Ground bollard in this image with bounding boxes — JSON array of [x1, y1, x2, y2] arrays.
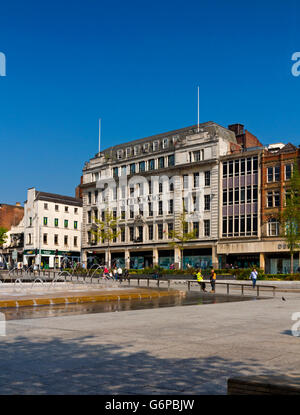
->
[[147, 278, 150, 288], [257, 285, 259, 297], [227, 284, 229, 295], [241, 285, 244, 296]]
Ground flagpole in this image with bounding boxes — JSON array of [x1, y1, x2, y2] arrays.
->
[[197, 86, 200, 133], [99, 118, 101, 153]]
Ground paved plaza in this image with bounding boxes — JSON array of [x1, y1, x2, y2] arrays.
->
[[0, 283, 300, 395]]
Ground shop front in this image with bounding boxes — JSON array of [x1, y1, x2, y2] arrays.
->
[[130, 251, 153, 269], [182, 248, 212, 270], [158, 250, 174, 269], [265, 253, 300, 274]]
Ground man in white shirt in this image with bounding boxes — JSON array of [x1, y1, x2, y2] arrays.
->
[[250, 268, 258, 288]]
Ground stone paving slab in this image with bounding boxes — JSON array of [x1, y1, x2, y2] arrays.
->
[[0, 287, 300, 394]]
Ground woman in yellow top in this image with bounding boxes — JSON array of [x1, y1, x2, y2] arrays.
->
[[196, 269, 207, 292]]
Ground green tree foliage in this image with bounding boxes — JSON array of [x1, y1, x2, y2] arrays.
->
[[91, 209, 120, 267], [168, 210, 197, 269], [0, 227, 8, 247], [281, 160, 300, 273]]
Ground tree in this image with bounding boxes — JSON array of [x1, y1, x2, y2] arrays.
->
[[0, 227, 8, 247], [281, 161, 300, 274], [168, 210, 197, 269], [90, 209, 120, 268]]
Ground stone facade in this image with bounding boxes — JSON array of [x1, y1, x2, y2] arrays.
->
[[81, 122, 238, 269]]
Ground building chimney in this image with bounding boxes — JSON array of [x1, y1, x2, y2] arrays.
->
[[15, 202, 21, 206]]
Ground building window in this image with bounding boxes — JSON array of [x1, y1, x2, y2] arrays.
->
[[129, 226, 134, 241], [228, 188, 233, 205], [43, 233, 48, 244], [159, 182, 163, 193], [162, 138, 168, 148], [130, 164, 136, 174], [29, 217, 32, 226], [158, 157, 165, 169], [139, 161, 145, 172], [253, 157, 258, 173], [64, 220, 68, 228], [54, 234, 58, 245], [168, 199, 174, 214], [134, 145, 140, 155], [149, 159, 155, 170], [113, 167, 118, 178], [228, 216, 233, 236], [183, 175, 189, 189], [193, 222, 199, 238], [74, 208, 78, 214], [64, 236, 68, 246], [65, 206, 69, 213], [240, 159, 245, 176], [247, 158, 252, 174], [148, 202, 153, 217], [193, 172, 199, 188], [158, 201, 163, 216], [54, 218, 59, 227], [74, 221, 78, 229], [121, 227, 125, 242], [43, 217, 48, 226], [274, 191, 280, 207], [148, 224, 153, 240], [223, 162, 227, 178], [234, 188, 239, 204], [229, 161, 233, 177], [285, 164, 292, 180], [223, 190, 227, 206], [204, 195, 211, 211], [44, 203, 48, 210], [153, 141, 159, 151], [234, 160, 239, 176], [121, 165, 127, 176], [204, 220, 210, 237], [167, 222, 173, 238], [55, 205, 59, 211], [121, 208, 126, 220], [168, 154, 175, 167], [169, 181, 174, 192], [204, 171, 211, 186], [157, 224, 163, 239], [222, 218, 227, 236], [88, 211, 92, 223], [130, 209, 134, 219], [74, 236, 78, 247]]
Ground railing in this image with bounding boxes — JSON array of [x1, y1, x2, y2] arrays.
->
[[125, 276, 276, 297]]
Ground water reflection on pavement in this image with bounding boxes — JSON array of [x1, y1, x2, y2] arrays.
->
[[1, 290, 261, 321]]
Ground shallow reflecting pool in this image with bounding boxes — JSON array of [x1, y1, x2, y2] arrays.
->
[[2, 290, 263, 321]]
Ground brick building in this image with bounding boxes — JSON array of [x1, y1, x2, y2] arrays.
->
[[261, 143, 300, 273], [0, 203, 24, 230]]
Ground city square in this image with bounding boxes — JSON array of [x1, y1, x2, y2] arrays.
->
[[0, 0, 300, 400]]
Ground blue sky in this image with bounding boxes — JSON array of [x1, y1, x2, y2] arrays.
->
[[0, 0, 299, 204]]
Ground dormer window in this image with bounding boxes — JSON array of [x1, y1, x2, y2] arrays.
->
[[153, 141, 159, 151], [162, 138, 168, 149], [143, 143, 149, 152], [126, 147, 132, 157], [117, 150, 123, 160], [134, 145, 140, 155]]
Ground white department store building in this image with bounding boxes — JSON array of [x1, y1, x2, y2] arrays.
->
[[23, 188, 82, 268], [80, 122, 240, 269]]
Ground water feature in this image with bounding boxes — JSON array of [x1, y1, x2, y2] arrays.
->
[[1, 290, 263, 321]]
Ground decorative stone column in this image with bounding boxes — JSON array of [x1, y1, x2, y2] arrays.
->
[[153, 247, 158, 267], [259, 252, 265, 272], [212, 245, 218, 269], [125, 249, 130, 269]]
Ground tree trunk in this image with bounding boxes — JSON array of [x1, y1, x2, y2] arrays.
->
[[291, 253, 294, 275]]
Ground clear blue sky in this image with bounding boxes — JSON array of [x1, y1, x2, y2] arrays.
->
[[1, 0, 299, 204]]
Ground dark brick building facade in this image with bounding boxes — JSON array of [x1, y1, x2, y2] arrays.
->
[[0, 203, 24, 230]]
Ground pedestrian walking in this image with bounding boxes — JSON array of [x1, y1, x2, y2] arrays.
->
[[250, 268, 258, 288], [210, 268, 216, 293]]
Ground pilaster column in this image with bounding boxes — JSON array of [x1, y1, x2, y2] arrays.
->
[[212, 245, 218, 269], [259, 252, 265, 272], [153, 247, 159, 267]]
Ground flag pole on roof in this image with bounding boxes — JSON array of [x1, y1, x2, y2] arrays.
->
[[197, 86, 200, 133], [98, 118, 101, 153]]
